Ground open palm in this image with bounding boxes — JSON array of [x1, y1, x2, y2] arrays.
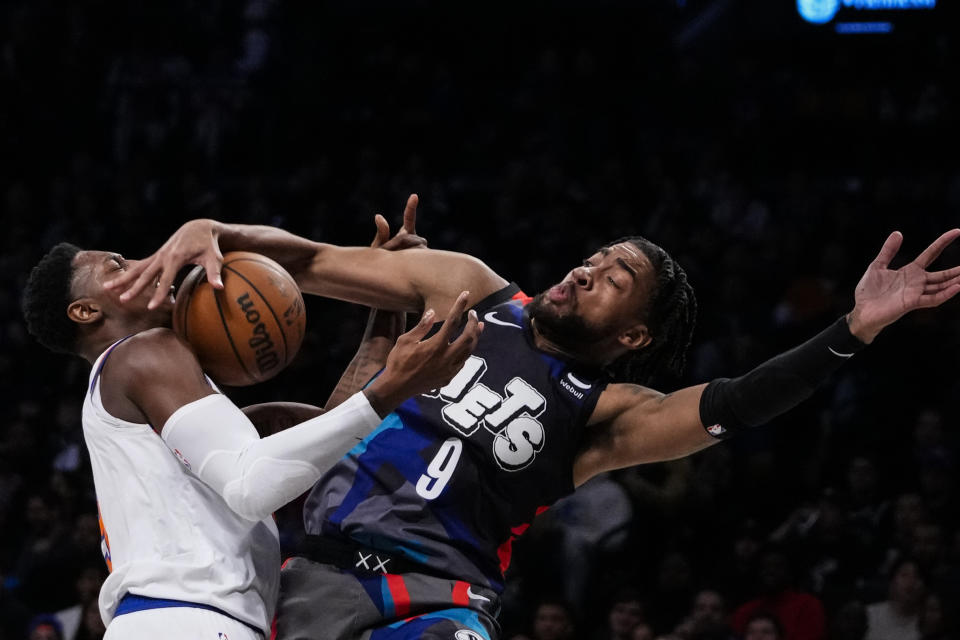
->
[[851, 229, 960, 340]]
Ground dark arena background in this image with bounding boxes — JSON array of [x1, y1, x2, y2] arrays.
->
[[2, 2, 959, 639]]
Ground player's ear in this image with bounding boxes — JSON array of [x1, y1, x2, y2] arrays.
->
[[67, 299, 102, 325], [619, 323, 650, 350]]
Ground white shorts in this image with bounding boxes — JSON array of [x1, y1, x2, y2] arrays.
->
[[105, 606, 264, 640]]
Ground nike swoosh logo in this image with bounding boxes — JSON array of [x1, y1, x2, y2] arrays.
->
[[483, 311, 522, 329], [828, 347, 855, 359], [566, 373, 592, 390], [466, 586, 491, 602]]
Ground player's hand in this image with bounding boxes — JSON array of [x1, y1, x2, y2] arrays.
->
[[371, 194, 428, 252], [362, 193, 428, 341], [847, 229, 960, 343], [364, 291, 483, 416], [104, 218, 225, 309]]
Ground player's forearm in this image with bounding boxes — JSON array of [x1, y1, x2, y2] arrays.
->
[[214, 220, 506, 314], [162, 392, 382, 522], [211, 220, 320, 278], [699, 316, 866, 438], [207, 219, 419, 309]]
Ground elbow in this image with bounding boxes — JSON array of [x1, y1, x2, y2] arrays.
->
[[220, 457, 321, 522]]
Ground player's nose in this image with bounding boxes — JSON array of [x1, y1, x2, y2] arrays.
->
[[572, 266, 592, 288]]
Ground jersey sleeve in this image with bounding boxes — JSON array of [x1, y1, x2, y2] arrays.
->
[[471, 283, 526, 314]]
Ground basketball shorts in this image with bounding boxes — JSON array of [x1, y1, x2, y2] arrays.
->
[[106, 606, 263, 640], [272, 557, 501, 640]]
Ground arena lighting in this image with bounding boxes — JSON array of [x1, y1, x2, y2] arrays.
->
[[797, 0, 937, 31]]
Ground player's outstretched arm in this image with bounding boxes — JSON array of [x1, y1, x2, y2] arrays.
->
[[105, 194, 507, 315], [574, 229, 960, 486]]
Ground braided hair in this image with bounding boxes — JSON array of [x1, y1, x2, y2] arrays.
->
[[604, 236, 697, 386]]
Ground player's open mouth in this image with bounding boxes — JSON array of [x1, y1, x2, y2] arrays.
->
[[547, 282, 572, 304]]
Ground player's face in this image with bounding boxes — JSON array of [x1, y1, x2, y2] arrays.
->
[[71, 250, 174, 322], [529, 242, 655, 352]]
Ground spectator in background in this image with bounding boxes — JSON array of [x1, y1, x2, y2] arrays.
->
[[918, 591, 954, 640], [743, 612, 785, 640], [829, 600, 868, 640], [909, 521, 951, 591], [26, 614, 63, 640], [865, 558, 927, 640], [73, 601, 105, 640], [879, 493, 929, 578], [11, 492, 74, 612], [672, 589, 735, 640], [843, 454, 890, 557], [731, 547, 826, 640], [531, 599, 577, 640], [710, 520, 764, 607], [771, 487, 865, 609], [596, 589, 646, 640], [549, 472, 633, 609], [54, 564, 106, 640], [646, 551, 696, 634], [915, 451, 958, 532], [632, 623, 655, 640]]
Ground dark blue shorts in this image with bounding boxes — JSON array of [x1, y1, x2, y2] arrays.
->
[[272, 557, 500, 640]]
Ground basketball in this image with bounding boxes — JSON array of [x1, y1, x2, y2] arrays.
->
[[172, 251, 306, 386]]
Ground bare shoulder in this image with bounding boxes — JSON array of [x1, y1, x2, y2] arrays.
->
[[98, 328, 206, 425], [106, 328, 205, 391], [117, 327, 196, 367]]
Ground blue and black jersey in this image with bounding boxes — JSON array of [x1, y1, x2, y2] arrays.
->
[[303, 284, 609, 591]]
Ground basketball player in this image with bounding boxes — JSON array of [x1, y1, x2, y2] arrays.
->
[[110, 195, 960, 640], [20, 230, 482, 639]]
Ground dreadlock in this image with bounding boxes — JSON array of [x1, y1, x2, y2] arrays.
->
[[22, 242, 82, 354], [603, 235, 697, 386]]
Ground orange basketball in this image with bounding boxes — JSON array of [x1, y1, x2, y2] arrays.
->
[[173, 252, 306, 386]]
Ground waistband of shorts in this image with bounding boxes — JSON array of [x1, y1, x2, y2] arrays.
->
[[302, 535, 453, 581], [115, 593, 263, 636]]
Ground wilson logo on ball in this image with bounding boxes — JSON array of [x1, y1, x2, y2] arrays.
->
[[236, 292, 280, 374]]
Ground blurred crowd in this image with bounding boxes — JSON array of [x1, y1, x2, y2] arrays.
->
[[1, 1, 958, 639]]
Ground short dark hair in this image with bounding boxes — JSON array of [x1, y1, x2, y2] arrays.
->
[[22, 242, 82, 354], [604, 236, 697, 386]]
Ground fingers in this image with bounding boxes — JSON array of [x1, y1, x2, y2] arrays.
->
[[872, 231, 903, 270], [926, 265, 960, 284], [401, 308, 436, 343], [203, 247, 225, 290], [923, 272, 960, 295], [371, 214, 390, 248], [914, 228, 960, 269], [402, 193, 418, 235], [919, 283, 960, 308], [434, 291, 470, 342], [116, 259, 161, 304], [103, 259, 145, 291], [449, 309, 483, 361]]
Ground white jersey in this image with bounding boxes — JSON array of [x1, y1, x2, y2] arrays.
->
[[82, 338, 280, 634]]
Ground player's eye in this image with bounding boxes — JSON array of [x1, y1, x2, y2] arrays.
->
[[582, 260, 593, 267], [607, 276, 621, 289]]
